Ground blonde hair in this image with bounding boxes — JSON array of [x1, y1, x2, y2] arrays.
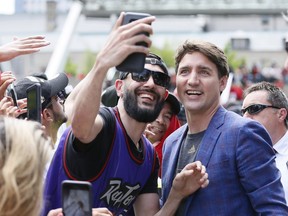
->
[[0, 117, 52, 216]]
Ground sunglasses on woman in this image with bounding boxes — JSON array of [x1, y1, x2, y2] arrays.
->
[[121, 69, 170, 88], [241, 104, 280, 116]]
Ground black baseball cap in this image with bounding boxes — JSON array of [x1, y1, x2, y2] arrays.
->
[[15, 73, 69, 103], [101, 85, 181, 115], [165, 92, 181, 115]]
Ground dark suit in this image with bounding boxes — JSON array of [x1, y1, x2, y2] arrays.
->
[[161, 106, 288, 215]]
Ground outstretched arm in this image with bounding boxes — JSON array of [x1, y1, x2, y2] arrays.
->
[[0, 35, 50, 62], [65, 12, 155, 143]]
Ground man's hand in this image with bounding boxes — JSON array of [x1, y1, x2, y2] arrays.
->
[[95, 12, 156, 72], [171, 161, 209, 200]]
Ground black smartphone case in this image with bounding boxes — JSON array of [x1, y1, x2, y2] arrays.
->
[[116, 12, 151, 73], [26, 83, 42, 123]]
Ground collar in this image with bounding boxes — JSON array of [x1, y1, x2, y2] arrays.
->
[[274, 130, 288, 155]]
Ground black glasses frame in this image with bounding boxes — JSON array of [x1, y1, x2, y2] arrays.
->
[[121, 69, 170, 88], [241, 104, 280, 116], [42, 93, 66, 110]]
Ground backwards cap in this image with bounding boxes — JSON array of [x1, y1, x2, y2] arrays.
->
[[119, 53, 169, 79], [145, 53, 169, 75]]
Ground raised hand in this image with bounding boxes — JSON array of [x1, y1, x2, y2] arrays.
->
[[95, 12, 156, 71], [0, 71, 16, 100], [0, 35, 50, 62]]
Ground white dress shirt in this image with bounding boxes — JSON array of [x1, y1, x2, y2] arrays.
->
[[274, 130, 288, 204]]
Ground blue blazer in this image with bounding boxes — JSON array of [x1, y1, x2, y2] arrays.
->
[[161, 106, 288, 216]]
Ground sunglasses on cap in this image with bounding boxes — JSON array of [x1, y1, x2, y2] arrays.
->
[[121, 69, 170, 88], [241, 104, 280, 116]]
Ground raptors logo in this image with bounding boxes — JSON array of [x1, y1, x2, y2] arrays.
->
[[100, 179, 141, 212]]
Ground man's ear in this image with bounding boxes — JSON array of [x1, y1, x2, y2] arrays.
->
[[219, 75, 228, 93], [279, 108, 288, 122], [42, 108, 53, 122], [115, 79, 124, 98], [164, 90, 169, 100]]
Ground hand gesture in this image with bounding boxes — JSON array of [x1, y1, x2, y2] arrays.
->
[[0, 35, 50, 62], [171, 161, 209, 200]]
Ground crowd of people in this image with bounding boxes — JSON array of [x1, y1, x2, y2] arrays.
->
[[0, 11, 288, 216]]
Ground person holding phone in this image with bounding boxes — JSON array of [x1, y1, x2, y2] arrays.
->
[[42, 12, 208, 216], [14, 72, 68, 145], [0, 116, 113, 216], [0, 71, 27, 117], [0, 35, 50, 118]]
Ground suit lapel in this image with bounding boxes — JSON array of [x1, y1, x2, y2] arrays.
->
[[169, 126, 188, 175], [195, 106, 226, 167], [184, 107, 226, 214]]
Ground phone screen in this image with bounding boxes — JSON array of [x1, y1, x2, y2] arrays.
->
[[27, 83, 42, 123], [62, 180, 92, 216]]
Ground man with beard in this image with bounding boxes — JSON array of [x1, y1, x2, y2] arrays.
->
[[42, 13, 209, 216], [14, 72, 68, 146]]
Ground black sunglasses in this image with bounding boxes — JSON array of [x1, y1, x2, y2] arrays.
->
[[42, 92, 66, 109], [122, 69, 170, 88], [241, 104, 280, 116]]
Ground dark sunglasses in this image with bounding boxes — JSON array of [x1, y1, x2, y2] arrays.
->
[[42, 92, 66, 109], [241, 104, 280, 116], [122, 69, 170, 88]]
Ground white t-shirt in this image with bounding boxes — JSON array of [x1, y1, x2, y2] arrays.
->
[[274, 130, 288, 204]]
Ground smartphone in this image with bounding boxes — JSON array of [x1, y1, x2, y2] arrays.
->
[[62, 180, 92, 216], [26, 83, 42, 123], [8, 83, 18, 108], [116, 12, 151, 73]]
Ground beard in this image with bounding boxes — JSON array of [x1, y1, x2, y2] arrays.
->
[[52, 109, 68, 127], [123, 88, 165, 123]]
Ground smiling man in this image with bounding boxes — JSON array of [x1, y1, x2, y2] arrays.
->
[[160, 39, 288, 215], [42, 13, 208, 216]]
